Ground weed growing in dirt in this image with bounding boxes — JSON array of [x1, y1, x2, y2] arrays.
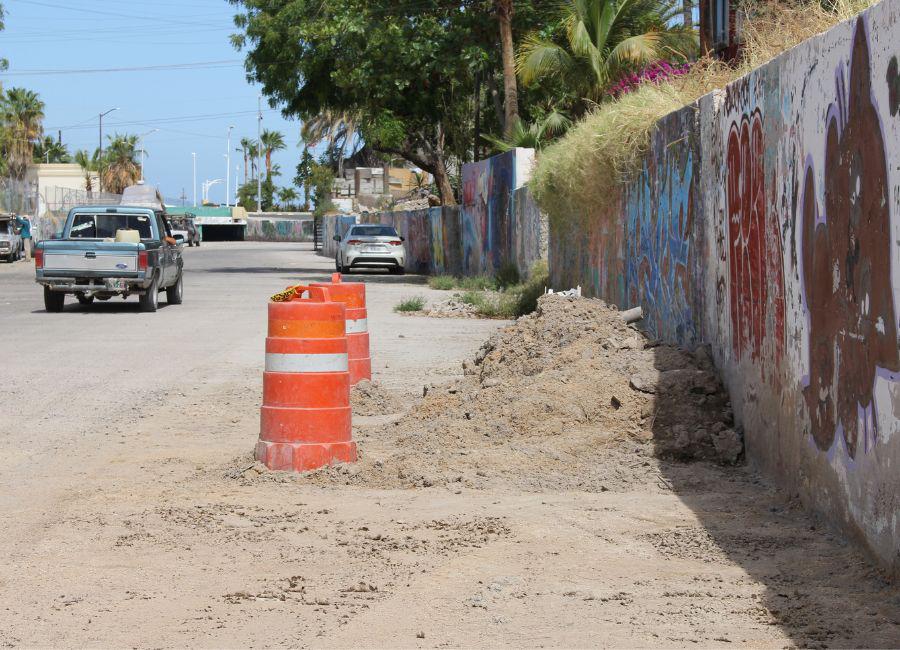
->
[[394, 296, 426, 313], [428, 275, 457, 290], [458, 275, 498, 291]]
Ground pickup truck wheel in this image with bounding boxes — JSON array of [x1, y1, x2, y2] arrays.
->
[[43, 287, 65, 312], [139, 275, 159, 312], [75, 292, 94, 306], [166, 272, 184, 305]]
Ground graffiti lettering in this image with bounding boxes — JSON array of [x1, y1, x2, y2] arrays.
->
[[726, 109, 786, 381], [801, 18, 900, 458]]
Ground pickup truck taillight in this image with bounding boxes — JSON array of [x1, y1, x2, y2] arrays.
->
[[138, 251, 148, 270], [389, 240, 402, 246], [34, 249, 43, 269]]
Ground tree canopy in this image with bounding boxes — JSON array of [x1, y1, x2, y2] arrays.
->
[[230, 0, 558, 204]]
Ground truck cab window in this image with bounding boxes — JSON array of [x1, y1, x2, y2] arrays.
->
[[69, 214, 96, 238]]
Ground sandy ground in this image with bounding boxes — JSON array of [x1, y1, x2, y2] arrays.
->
[[0, 242, 897, 648]]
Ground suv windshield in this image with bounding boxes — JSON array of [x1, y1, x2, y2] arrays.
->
[[350, 225, 399, 237], [69, 213, 154, 240]]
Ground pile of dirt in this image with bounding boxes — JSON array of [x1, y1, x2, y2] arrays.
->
[[422, 297, 481, 319], [244, 295, 740, 493], [351, 380, 405, 416]]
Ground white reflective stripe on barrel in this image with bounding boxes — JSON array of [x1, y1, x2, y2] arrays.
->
[[346, 318, 368, 334], [265, 353, 349, 373]]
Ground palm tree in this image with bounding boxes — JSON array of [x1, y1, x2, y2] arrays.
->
[[33, 135, 71, 164], [517, 0, 696, 106], [74, 149, 99, 193], [260, 129, 285, 179], [101, 134, 141, 194], [482, 109, 572, 152], [300, 110, 359, 177], [1, 87, 45, 179], [239, 137, 256, 183], [277, 187, 299, 209], [494, 0, 520, 138]]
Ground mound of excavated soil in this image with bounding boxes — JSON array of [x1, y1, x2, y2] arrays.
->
[[241, 295, 740, 492], [350, 380, 405, 416]]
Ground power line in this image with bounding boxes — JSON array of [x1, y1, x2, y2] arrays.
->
[[0, 60, 243, 76]]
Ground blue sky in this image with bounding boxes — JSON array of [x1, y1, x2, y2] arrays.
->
[[1, 0, 305, 205]]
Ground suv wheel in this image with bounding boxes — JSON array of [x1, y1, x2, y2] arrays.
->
[[44, 286, 65, 312], [166, 272, 184, 304], [139, 274, 159, 312]]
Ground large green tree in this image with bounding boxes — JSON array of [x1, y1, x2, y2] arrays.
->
[[230, 0, 556, 205]]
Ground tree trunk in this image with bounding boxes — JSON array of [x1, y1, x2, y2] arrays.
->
[[382, 159, 391, 195], [683, 0, 692, 29], [495, 0, 519, 139], [485, 74, 505, 133]]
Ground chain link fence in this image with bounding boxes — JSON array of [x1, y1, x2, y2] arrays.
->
[[0, 178, 123, 241]]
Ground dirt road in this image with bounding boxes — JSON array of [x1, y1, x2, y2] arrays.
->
[[0, 243, 897, 648]]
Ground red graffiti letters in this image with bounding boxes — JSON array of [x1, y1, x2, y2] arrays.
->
[[726, 109, 786, 380]]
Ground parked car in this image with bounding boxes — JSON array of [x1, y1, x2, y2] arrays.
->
[[35, 201, 184, 313], [0, 213, 23, 262], [333, 224, 406, 274], [169, 215, 201, 247]]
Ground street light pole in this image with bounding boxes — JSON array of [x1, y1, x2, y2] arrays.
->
[[226, 125, 234, 207], [192, 152, 197, 206], [257, 95, 263, 213], [138, 128, 159, 183], [98, 107, 119, 193]]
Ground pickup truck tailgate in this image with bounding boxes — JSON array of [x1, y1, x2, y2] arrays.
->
[[44, 250, 138, 273]]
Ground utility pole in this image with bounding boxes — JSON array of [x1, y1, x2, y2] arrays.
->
[[192, 152, 197, 206], [98, 107, 119, 193], [257, 95, 263, 213], [226, 125, 235, 207], [138, 128, 158, 183]]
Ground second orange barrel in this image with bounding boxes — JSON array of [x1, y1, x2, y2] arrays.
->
[[311, 273, 371, 386], [256, 285, 357, 472]]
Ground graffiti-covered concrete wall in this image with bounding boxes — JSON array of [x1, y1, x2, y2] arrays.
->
[[550, 2, 900, 572], [245, 216, 313, 242], [319, 149, 547, 277], [321, 215, 358, 258]]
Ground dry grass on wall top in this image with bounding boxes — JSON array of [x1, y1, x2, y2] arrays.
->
[[531, 83, 687, 229], [530, 0, 879, 228]]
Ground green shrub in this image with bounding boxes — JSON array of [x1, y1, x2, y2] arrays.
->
[[394, 296, 426, 313], [494, 262, 521, 289], [458, 275, 497, 291], [512, 260, 549, 317], [428, 275, 456, 290]]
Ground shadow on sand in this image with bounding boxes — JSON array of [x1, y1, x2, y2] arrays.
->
[[651, 345, 900, 647]]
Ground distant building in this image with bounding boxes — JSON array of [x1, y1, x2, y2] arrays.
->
[[24, 163, 104, 215], [331, 166, 430, 201]]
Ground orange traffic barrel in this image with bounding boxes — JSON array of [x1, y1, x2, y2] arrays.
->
[[256, 285, 357, 472], [311, 273, 371, 386]]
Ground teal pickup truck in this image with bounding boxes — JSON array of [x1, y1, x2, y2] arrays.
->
[[35, 202, 184, 313]]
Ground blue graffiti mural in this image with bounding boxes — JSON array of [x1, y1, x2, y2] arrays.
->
[[624, 109, 698, 347]]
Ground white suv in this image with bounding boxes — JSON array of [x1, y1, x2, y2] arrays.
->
[[334, 224, 406, 275]]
